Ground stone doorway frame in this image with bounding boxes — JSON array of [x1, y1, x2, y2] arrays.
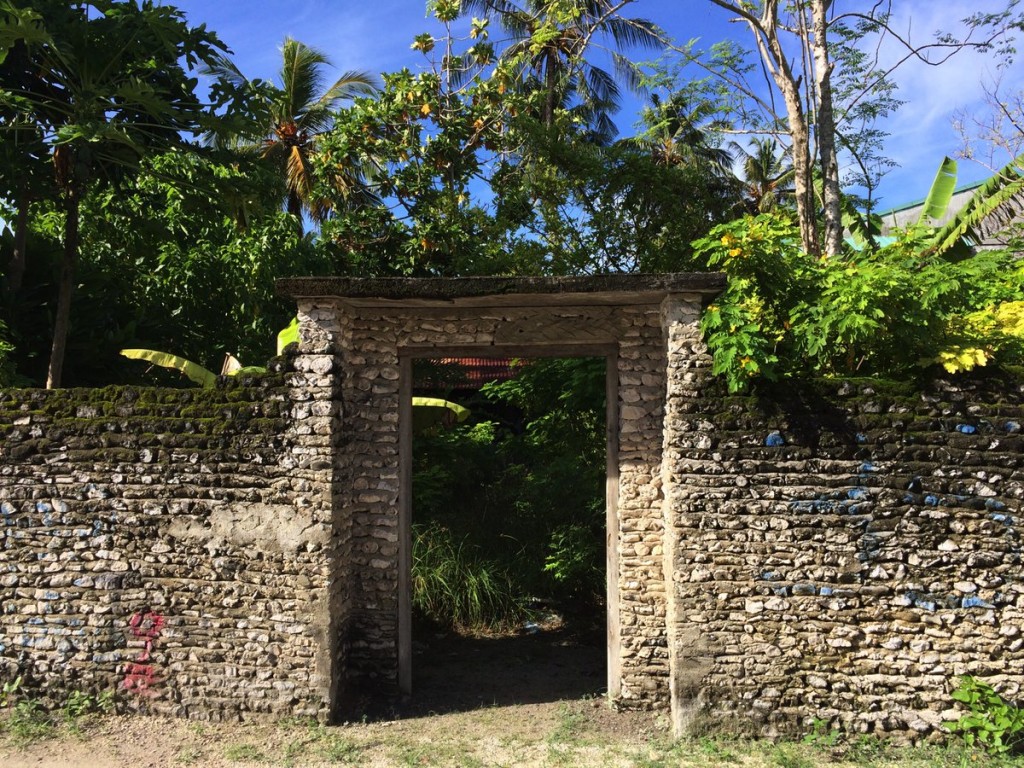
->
[[277, 274, 725, 724], [397, 343, 621, 698]]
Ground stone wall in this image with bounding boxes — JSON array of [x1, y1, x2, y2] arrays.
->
[[0, 354, 344, 721], [1, 276, 1022, 740], [295, 297, 681, 706], [664, 373, 1024, 739]]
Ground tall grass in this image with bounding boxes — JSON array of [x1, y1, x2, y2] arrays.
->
[[411, 521, 527, 631]]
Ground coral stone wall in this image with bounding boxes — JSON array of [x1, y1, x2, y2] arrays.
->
[[664, 374, 1024, 739], [298, 297, 688, 707], [0, 356, 344, 721], [2, 285, 1022, 741]]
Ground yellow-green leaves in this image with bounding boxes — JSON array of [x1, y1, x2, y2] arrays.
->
[[428, 0, 461, 23], [120, 349, 217, 388], [276, 317, 299, 355], [411, 33, 435, 53], [934, 346, 990, 374], [695, 211, 1024, 390]]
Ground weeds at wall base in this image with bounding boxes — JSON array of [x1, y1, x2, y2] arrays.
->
[[0, 688, 115, 747]]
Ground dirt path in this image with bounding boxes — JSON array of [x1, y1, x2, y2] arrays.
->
[[0, 621, 670, 768], [0, 623, 988, 767], [0, 699, 669, 768]]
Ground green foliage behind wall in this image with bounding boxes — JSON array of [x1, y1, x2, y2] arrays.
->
[[412, 357, 607, 630]]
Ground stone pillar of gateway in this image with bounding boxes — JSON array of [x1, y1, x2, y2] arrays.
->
[[276, 274, 724, 726]]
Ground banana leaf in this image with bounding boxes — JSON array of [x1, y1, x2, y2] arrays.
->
[[927, 152, 1024, 259], [918, 156, 959, 227], [120, 349, 217, 388], [411, 397, 470, 432], [220, 353, 242, 375], [841, 196, 882, 250], [277, 317, 299, 355]]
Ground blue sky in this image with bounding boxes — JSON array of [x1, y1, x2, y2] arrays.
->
[[168, 0, 1023, 209]]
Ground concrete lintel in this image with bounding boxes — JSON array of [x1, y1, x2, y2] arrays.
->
[[277, 274, 726, 309]]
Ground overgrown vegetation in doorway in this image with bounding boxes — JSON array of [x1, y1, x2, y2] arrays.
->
[[412, 357, 606, 633]]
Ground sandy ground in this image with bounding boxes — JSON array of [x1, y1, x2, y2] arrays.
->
[[0, 620, 674, 768], [0, 701, 670, 768]]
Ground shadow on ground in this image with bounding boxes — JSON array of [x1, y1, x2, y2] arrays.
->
[[400, 621, 606, 717]]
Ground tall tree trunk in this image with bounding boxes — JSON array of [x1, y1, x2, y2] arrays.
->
[[811, 0, 843, 258], [750, 0, 820, 256], [778, 75, 818, 257], [286, 190, 305, 235], [543, 50, 559, 130], [46, 190, 78, 389], [6, 188, 29, 296], [709, 0, 824, 256]]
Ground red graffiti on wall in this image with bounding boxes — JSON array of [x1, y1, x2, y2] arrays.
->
[[122, 611, 163, 696]]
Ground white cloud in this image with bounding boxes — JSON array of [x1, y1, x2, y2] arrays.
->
[[171, 0, 434, 81], [870, 0, 1024, 202]]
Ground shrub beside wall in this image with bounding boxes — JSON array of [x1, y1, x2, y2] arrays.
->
[[0, 360, 343, 721], [667, 373, 1024, 739]]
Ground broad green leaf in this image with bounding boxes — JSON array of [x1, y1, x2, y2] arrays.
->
[[918, 156, 958, 227], [277, 316, 299, 355], [928, 152, 1024, 258], [120, 348, 217, 387], [411, 396, 470, 433], [0, 4, 50, 58]]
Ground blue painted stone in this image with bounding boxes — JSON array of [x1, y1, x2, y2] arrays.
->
[[35, 501, 52, 515], [859, 462, 878, 473], [914, 599, 937, 611], [855, 433, 868, 444], [956, 424, 977, 434], [761, 571, 780, 581], [819, 587, 833, 596], [962, 595, 995, 609], [847, 488, 869, 501], [985, 499, 1007, 512], [924, 495, 939, 506], [1005, 421, 1021, 433], [765, 431, 785, 447]]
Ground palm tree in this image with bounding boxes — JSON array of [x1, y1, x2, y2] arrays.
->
[[730, 138, 795, 214], [204, 38, 379, 230], [641, 92, 734, 173], [463, 0, 661, 143]]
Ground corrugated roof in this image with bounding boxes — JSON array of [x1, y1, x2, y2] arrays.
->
[[415, 358, 524, 389]]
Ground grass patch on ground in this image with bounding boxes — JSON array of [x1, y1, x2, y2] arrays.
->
[[2, 704, 1022, 767]]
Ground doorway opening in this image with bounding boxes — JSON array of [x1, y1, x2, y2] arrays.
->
[[398, 349, 619, 713]]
